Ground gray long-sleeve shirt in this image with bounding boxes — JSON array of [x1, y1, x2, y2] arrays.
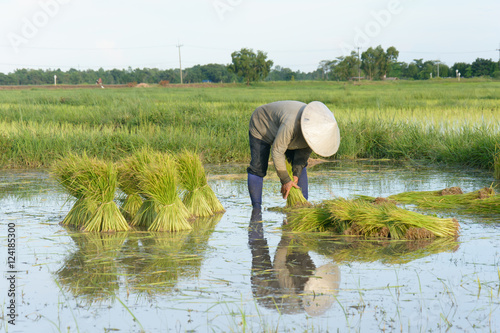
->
[[249, 101, 312, 184]]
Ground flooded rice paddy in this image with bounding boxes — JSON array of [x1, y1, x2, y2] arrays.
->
[[1, 160, 500, 332]]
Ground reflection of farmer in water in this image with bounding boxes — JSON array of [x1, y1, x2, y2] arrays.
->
[[248, 208, 340, 316]]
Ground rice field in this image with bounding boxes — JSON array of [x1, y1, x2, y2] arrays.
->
[[0, 79, 499, 172], [1, 80, 500, 332], [1, 160, 499, 332]]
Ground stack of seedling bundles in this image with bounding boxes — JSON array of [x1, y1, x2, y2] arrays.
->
[[54, 149, 224, 233], [176, 150, 225, 217], [385, 187, 499, 215], [284, 198, 459, 240], [52, 153, 130, 232]]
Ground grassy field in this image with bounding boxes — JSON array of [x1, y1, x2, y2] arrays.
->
[[0, 79, 499, 171]]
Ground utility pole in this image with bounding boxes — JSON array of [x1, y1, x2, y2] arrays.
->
[[496, 43, 500, 64], [357, 47, 361, 83], [177, 43, 183, 84]]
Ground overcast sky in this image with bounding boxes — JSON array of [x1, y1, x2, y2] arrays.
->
[[0, 0, 498, 74]]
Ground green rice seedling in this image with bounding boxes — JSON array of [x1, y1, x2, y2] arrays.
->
[[138, 153, 192, 232], [176, 150, 225, 217], [285, 198, 459, 239], [495, 145, 500, 180], [285, 161, 310, 208]]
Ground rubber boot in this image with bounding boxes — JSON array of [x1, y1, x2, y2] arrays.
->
[[247, 173, 263, 209], [297, 167, 309, 200]]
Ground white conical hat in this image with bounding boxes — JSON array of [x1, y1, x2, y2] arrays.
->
[[301, 101, 340, 157]]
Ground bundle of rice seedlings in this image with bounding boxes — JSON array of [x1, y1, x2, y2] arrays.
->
[[176, 150, 224, 217], [80, 159, 130, 232], [116, 155, 146, 221], [285, 198, 459, 239], [52, 153, 129, 232], [285, 161, 310, 208], [123, 149, 166, 228], [52, 153, 96, 227], [138, 153, 192, 232]]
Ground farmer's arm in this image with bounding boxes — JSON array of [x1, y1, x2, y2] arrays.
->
[[272, 125, 301, 198], [271, 124, 294, 185]]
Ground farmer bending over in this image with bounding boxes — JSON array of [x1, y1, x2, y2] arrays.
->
[[247, 101, 340, 209]]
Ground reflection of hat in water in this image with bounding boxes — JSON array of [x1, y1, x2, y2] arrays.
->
[[302, 263, 341, 316], [301, 101, 341, 157]]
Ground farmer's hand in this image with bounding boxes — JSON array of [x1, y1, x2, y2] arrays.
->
[[281, 176, 300, 199]]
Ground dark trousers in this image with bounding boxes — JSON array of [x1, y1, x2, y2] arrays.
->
[[247, 132, 305, 178]]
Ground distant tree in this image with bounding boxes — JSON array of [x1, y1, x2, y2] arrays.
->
[[318, 60, 334, 80], [361, 45, 399, 80], [267, 66, 294, 81], [381, 46, 399, 78], [387, 61, 407, 78], [331, 52, 359, 81], [228, 48, 273, 85], [404, 62, 419, 79], [451, 62, 469, 78], [471, 58, 497, 77]]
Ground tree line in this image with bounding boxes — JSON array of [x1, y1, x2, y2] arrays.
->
[[0, 46, 498, 85]]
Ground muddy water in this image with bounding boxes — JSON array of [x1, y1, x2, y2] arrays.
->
[[1, 161, 499, 332]]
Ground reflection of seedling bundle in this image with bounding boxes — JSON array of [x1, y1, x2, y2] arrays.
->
[[176, 150, 225, 217], [56, 232, 127, 304], [285, 198, 459, 239], [294, 234, 459, 265], [52, 153, 129, 232], [120, 216, 221, 298], [125, 231, 192, 296], [384, 187, 499, 215], [285, 161, 310, 208]]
